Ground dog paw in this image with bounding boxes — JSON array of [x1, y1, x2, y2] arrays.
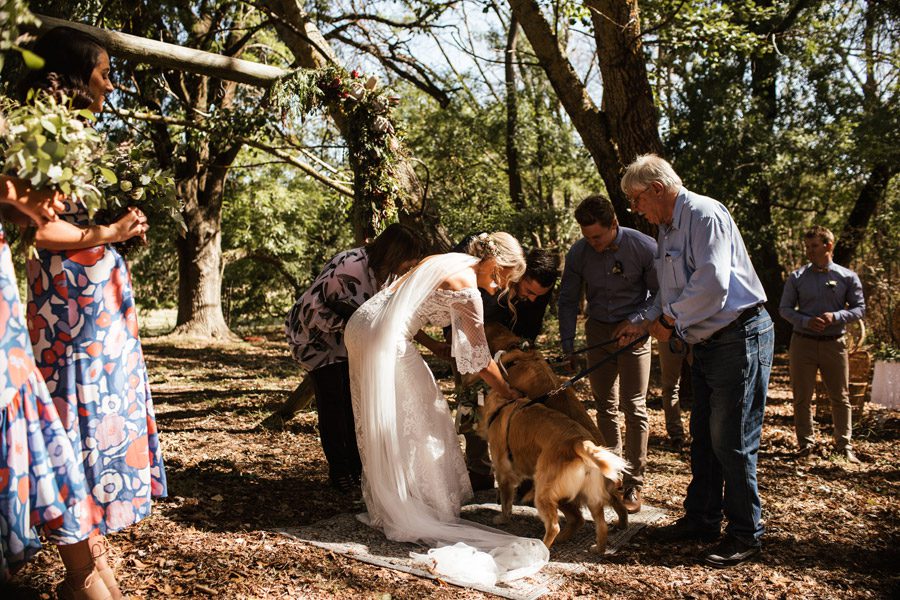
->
[[589, 543, 607, 555], [493, 514, 510, 525]]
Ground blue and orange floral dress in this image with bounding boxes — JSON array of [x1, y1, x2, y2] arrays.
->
[[0, 223, 88, 579], [25, 200, 167, 540]]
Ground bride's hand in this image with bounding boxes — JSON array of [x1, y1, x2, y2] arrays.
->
[[499, 382, 524, 401]]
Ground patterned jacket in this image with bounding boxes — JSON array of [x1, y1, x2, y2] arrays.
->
[[285, 247, 378, 371]]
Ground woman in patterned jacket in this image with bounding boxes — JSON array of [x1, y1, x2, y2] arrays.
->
[[285, 224, 426, 492]]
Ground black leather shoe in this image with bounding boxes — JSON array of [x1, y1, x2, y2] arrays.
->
[[703, 536, 760, 568], [330, 473, 358, 494], [650, 517, 720, 543]]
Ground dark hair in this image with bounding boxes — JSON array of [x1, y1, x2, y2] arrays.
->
[[366, 223, 425, 284], [18, 27, 107, 108], [574, 195, 617, 228], [523, 248, 559, 288], [803, 225, 834, 246]]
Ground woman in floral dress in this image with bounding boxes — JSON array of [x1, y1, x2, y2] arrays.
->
[[0, 175, 114, 596], [19, 27, 167, 599]]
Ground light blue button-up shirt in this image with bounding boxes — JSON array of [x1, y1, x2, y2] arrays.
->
[[779, 262, 865, 337], [558, 226, 658, 353], [644, 188, 767, 344]]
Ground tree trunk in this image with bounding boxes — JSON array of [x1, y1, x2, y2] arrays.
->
[[257, 377, 315, 430], [505, 17, 525, 210], [175, 209, 232, 338], [833, 162, 897, 266], [585, 0, 665, 162], [508, 0, 648, 230], [263, 0, 450, 250]]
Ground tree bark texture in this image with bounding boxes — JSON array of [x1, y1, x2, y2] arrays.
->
[[508, 0, 651, 231], [585, 0, 665, 163], [833, 162, 898, 266], [264, 0, 450, 251], [505, 17, 525, 210]]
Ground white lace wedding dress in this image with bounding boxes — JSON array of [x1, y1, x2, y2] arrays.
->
[[345, 253, 548, 586]]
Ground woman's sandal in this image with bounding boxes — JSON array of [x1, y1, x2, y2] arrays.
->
[[55, 569, 112, 600], [91, 537, 126, 600]]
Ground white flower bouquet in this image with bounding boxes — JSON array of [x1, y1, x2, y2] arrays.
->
[[0, 91, 185, 254]]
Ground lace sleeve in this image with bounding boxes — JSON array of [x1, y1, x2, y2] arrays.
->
[[450, 288, 491, 374]]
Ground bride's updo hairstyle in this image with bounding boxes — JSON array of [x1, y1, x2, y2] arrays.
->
[[465, 232, 526, 293]]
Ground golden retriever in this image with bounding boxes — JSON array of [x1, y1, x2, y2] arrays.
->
[[472, 323, 608, 447], [478, 389, 629, 552]]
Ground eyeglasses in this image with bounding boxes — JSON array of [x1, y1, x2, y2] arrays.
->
[[627, 185, 654, 210]]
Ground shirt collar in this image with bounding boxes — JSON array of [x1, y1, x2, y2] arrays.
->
[[608, 225, 624, 252], [671, 187, 688, 230]]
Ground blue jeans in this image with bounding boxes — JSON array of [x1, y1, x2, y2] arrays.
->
[[684, 309, 774, 546]]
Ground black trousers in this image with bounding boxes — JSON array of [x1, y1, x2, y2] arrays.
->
[[309, 361, 362, 482]]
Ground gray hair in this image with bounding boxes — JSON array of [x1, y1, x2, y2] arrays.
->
[[621, 154, 683, 195]]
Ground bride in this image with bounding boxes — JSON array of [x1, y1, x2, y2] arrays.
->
[[345, 232, 549, 585]]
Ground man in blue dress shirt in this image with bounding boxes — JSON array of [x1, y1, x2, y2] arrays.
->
[[558, 195, 658, 514], [617, 154, 774, 567], [779, 225, 865, 463]]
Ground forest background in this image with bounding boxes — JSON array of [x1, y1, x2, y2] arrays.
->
[[2, 0, 897, 353]]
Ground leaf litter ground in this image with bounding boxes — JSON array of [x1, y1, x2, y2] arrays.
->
[[6, 327, 898, 599]]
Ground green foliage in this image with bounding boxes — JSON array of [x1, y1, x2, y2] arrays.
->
[[0, 92, 105, 208], [270, 66, 404, 233], [218, 152, 354, 324], [0, 92, 183, 248], [0, 0, 42, 71]]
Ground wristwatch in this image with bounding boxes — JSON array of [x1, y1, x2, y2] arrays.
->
[[658, 315, 675, 330]]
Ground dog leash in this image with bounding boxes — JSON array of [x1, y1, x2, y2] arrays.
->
[[488, 333, 650, 463], [547, 336, 619, 364]]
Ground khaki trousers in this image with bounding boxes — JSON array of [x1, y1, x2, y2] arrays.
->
[[657, 339, 687, 440], [789, 333, 852, 450], [585, 319, 650, 489]]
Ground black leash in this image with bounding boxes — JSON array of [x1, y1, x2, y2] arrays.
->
[[487, 333, 650, 463], [547, 336, 619, 364]]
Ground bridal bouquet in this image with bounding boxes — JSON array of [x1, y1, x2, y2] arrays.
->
[[0, 91, 185, 254], [0, 92, 106, 213], [92, 140, 186, 254]]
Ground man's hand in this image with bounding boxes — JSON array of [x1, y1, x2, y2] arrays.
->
[[616, 319, 651, 347], [647, 315, 674, 342], [566, 352, 586, 373], [808, 312, 834, 333]]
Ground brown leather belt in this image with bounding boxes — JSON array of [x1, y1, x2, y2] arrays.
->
[[793, 331, 843, 341]]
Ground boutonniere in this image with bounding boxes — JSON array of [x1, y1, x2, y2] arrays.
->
[[612, 260, 624, 276], [825, 280, 837, 289]]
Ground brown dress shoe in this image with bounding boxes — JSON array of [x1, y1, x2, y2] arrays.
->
[[622, 487, 642, 514]]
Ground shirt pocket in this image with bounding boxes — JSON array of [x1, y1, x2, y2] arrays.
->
[[660, 249, 687, 291]]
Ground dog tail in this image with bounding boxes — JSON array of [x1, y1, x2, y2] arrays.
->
[[576, 441, 629, 481]]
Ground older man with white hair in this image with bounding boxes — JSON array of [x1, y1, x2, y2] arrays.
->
[[617, 154, 774, 568]]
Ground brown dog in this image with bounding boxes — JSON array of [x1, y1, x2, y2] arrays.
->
[[473, 323, 607, 447], [479, 389, 629, 552]]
